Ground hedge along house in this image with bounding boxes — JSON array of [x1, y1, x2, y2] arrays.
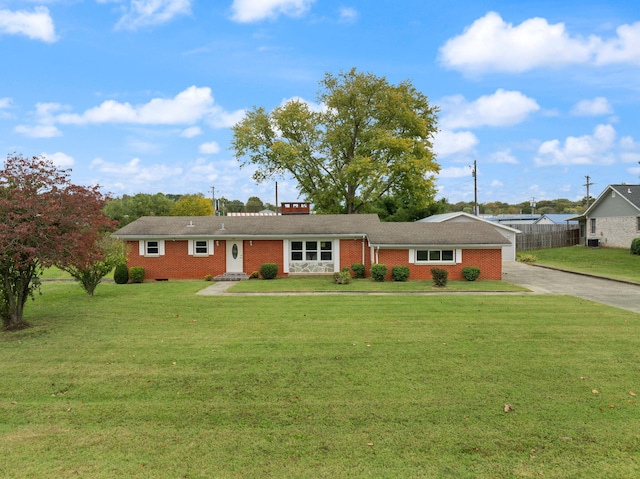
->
[[112, 214, 510, 281]]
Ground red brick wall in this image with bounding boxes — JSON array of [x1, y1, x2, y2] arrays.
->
[[126, 240, 225, 280], [339, 238, 371, 272], [376, 248, 502, 280], [244, 240, 284, 277]]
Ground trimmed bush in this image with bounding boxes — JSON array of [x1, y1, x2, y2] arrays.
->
[[113, 264, 129, 284], [431, 268, 448, 287], [250, 271, 260, 279], [391, 265, 410, 282], [462, 266, 481, 281], [351, 263, 365, 279], [260, 263, 278, 280], [204, 274, 213, 282], [333, 271, 352, 284], [370, 264, 387, 282], [129, 266, 145, 283], [631, 238, 640, 255]]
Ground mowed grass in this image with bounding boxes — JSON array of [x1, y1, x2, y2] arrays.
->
[[527, 246, 640, 283], [2, 281, 640, 478]]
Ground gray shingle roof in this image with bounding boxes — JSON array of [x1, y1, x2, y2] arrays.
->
[[610, 184, 640, 210], [113, 214, 509, 247], [113, 214, 380, 238], [365, 221, 510, 247]]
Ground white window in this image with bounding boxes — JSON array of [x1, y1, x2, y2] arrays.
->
[[139, 240, 165, 257], [290, 240, 332, 262], [188, 240, 214, 256], [415, 249, 455, 263]]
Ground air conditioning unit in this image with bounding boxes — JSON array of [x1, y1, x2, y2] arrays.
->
[[587, 238, 600, 248]]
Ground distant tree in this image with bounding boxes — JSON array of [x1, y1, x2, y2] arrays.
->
[[104, 193, 174, 226], [59, 234, 127, 296], [0, 154, 113, 330], [225, 199, 245, 213], [245, 196, 265, 213], [232, 68, 440, 214], [370, 195, 448, 222], [169, 193, 213, 216]]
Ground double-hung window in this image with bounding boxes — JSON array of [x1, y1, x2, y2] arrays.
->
[[195, 240, 208, 255], [290, 240, 332, 262], [146, 241, 159, 255], [415, 249, 454, 263], [590, 218, 596, 234]]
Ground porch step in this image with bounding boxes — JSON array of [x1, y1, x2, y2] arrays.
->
[[213, 272, 250, 281]]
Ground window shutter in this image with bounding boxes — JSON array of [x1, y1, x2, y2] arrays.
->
[[209, 240, 214, 254], [456, 249, 462, 264], [408, 249, 415, 264], [139, 240, 145, 256], [158, 240, 165, 256], [188, 240, 194, 255]]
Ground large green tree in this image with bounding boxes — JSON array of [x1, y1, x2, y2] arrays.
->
[[232, 68, 440, 214], [169, 193, 213, 216], [104, 193, 174, 226]]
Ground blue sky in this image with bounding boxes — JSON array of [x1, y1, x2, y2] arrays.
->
[[2, 0, 640, 206]]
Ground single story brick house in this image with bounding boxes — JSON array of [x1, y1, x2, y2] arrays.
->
[[112, 214, 509, 281]]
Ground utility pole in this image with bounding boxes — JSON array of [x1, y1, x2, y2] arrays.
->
[[471, 160, 478, 216], [530, 197, 536, 215], [211, 186, 215, 216], [583, 175, 594, 209]]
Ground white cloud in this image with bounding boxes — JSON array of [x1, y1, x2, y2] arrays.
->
[[571, 97, 613, 116], [534, 124, 617, 166], [489, 149, 518, 165], [230, 0, 314, 23], [44, 152, 74, 168], [438, 166, 474, 179], [0, 97, 11, 109], [91, 157, 183, 184], [55, 86, 221, 126], [595, 21, 640, 65], [432, 129, 478, 157], [439, 12, 640, 74], [0, 7, 57, 43], [14, 124, 62, 138], [440, 89, 539, 129], [181, 126, 202, 138], [114, 0, 191, 30], [199, 141, 221, 154], [490, 179, 504, 188], [338, 7, 358, 23]]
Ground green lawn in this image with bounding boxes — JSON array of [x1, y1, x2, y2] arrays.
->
[[525, 245, 640, 283], [229, 276, 526, 293], [2, 281, 639, 478]]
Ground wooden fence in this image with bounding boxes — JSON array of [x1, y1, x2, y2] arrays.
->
[[515, 224, 580, 251]]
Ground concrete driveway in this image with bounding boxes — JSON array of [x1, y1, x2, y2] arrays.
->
[[502, 261, 640, 314]]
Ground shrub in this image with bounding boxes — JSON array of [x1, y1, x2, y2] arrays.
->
[[462, 266, 481, 281], [129, 266, 145, 283], [333, 271, 352, 284], [391, 265, 410, 282], [370, 264, 387, 282], [431, 268, 448, 287], [113, 264, 129, 284], [631, 238, 640, 255], [516, 252, 537, 263], [250, 271, 260, 279], [204, 274, 213, 282], [260, 263, 278, 280], [351, 263, 365, 279]]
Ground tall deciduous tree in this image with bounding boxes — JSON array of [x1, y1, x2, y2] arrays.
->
[[0, 154, 113, 330], [169, 193, 213, 216], [232, 68, 440, 214], [104, 193, 174, 226]]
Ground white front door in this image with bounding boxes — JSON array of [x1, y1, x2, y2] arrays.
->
[[226, 240, 244, 272]]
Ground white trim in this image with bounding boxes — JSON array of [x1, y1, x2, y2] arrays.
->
[[333, 239, 341, 272], [283, 239, 290, 273], [139, 239, 164, 257], [188, 240, 194, 255], [408, 249, 415, 264], [456, 249, 462, 264]]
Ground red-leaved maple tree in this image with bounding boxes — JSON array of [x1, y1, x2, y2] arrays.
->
[[0, 154, 114, 330]]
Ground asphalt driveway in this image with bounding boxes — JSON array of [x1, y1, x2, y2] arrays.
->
[[502, 261, 640, 314]]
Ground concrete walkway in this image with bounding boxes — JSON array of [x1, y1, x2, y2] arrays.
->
[[197, 263, 640, 315], [502, 261, 640, 314]]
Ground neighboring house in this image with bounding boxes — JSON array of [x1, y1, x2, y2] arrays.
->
[[534, 214, 579, 225], [112, 214, 509, 281], [485, 215, 540, 227], [418, 212, 520, 261], [571, 184, 640, 248]]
